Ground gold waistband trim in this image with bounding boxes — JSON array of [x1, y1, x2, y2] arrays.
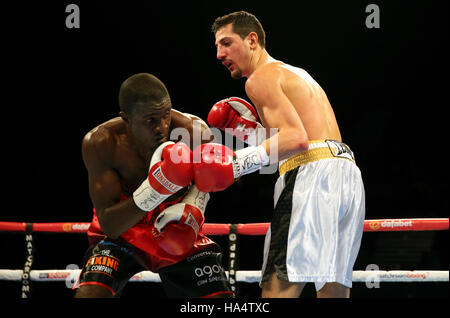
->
[[279, 140, 355, 176]]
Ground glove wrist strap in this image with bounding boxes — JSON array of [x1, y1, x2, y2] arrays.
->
[[133, 179, 168, 212], [233, 145, 270, 179], [182, 185, 210, 216]]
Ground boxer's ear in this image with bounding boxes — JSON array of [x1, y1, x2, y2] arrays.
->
[[247, 31, 258, 50], [120, 111, 129, 123]]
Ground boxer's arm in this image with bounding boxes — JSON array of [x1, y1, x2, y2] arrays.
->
[[82, 129, 146, 239], [245, 67, 309, 161], [170, 109, 215, 148]]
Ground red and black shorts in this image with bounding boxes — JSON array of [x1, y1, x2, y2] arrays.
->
[[75, 238, 233, 298]]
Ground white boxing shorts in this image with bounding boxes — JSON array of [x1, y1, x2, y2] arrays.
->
[[261, 140, 365, 291]]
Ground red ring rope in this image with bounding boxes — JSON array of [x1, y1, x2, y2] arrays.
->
[[0, 218, 447, 235]]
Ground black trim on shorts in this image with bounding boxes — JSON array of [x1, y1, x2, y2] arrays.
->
[[76, 238, 232, 298], [262, 167, 300, 282], [76, 239, 146, 297], [158, 249, 233, 298]]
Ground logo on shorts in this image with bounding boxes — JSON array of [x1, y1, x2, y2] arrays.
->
[[85, 255, 120, 275], [194, 264, 227, 287], [326, 140, 355, 161]]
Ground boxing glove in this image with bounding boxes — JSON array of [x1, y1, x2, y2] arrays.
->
[[207, 97, 266, 146], [133, 141, 194, 212], [193, 143, 269, 192], [153, 185, 208, 255]]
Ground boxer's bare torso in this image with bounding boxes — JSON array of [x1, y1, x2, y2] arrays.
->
[[83, 110, 198, 196], [214, 23, 342, 161], [82, 109, 210, 238], [248, 60, 341, 142], [245, 58, 342, 161], [84, 116, 151, 197]]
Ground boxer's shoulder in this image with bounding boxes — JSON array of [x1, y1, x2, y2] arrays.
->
[[170, 109, 212, 145], [170, 108, 192, 127], [170, 109, 206, 128], [245, 62, 284, 97], [252, 60, 284, 79], [82, 117, 125, 166]]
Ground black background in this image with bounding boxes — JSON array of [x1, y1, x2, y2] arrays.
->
[[1, 0, 448, 300]]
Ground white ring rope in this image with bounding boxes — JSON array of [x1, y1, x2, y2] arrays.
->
[[0, 269, 448, 283]]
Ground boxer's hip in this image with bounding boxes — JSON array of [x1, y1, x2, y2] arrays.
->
[[279, 139, 356, 176]]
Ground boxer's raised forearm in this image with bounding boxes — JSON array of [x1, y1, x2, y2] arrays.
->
[[97, 199, 146, 239]]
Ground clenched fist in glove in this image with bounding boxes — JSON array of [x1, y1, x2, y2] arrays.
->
[[133, 141, 194, 212], [207, 97, 266, 146], [153, 185, 208, 255], [192, 143, 269, 192]]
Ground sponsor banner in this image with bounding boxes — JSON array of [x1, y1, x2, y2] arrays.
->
[[62, 223, 91, 232], [367, 219, 413, 231]]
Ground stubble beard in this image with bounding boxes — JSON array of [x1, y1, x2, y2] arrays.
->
[[231, 68, 243, 79]]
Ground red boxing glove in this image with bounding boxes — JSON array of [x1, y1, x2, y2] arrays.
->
[[133, 141, 193, 212], [193, 143, 270, 192], [207, 97, 265, 146], [154, 185, 208, 255], [193, 143, 235, 192]]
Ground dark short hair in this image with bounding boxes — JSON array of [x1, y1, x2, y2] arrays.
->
[[211, 11, 266, 48], [118, 73, 171, 115]]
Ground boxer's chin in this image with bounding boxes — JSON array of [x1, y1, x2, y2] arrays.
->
[[230, 68, 242, 79]]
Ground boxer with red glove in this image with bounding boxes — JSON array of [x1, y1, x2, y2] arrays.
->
[[207, 97, 266, 146], [153, 185, 208, 255], [193, 142, 269, 192], [133, 141, 194, 212], [77, 73, 233, 298]]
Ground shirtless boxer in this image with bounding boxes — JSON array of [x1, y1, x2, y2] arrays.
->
[[74, 73, 233, 298], [193, 11, 365, 298]]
